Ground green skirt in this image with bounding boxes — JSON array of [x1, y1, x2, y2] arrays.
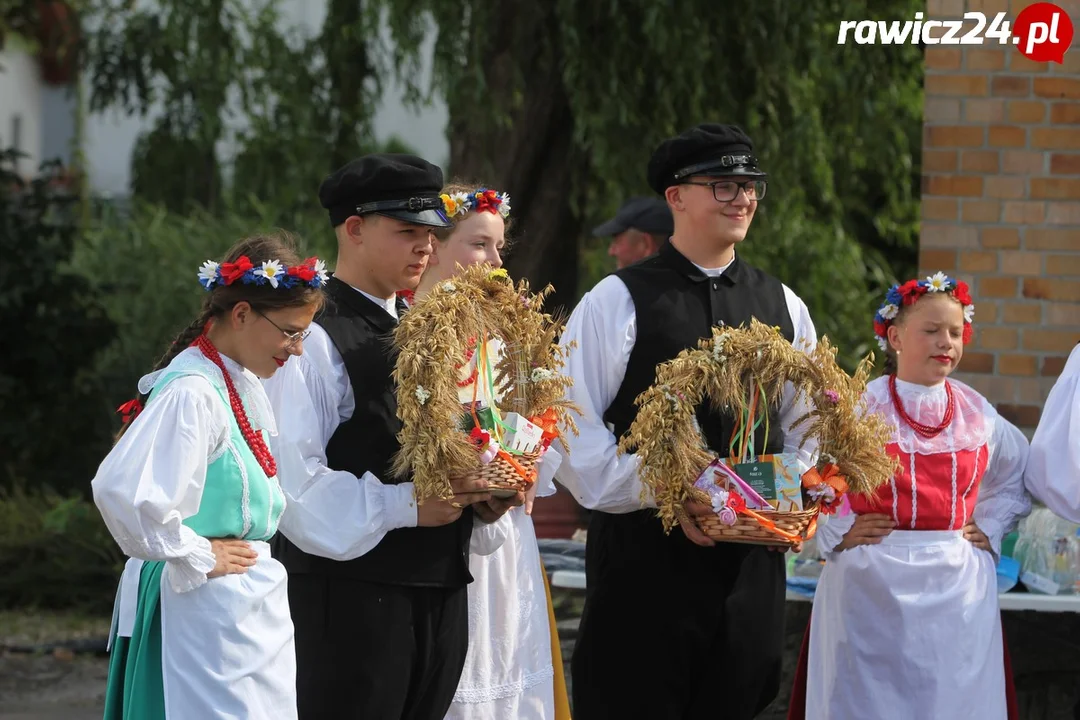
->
[[103, 561, 166, 720]]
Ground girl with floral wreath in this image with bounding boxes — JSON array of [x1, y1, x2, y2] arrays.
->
[[404, 182, 572, 720], [93, 233, 328, 719], [788, 272, 1032, 720]]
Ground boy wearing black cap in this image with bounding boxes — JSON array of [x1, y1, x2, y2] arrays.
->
[[265, 153, 514, 720], [554, 125, 819, 719], [592, 196, 674, 269]]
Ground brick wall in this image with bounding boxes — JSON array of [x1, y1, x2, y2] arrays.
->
[[920, 0, 1080, 432]]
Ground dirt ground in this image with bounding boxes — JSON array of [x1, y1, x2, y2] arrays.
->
[[0, 601, 815, 720], [3, 601, 1077, 719], [0, 611, 108, 719], [0, 653, 106, 719]]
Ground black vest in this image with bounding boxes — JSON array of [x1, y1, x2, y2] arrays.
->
[[272, 277, 473, 587], [591, 241, 796, 572]]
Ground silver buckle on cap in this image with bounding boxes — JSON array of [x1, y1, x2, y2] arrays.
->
[[673, 155, 759, 180]]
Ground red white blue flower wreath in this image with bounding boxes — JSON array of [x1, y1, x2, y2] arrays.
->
[[197, 256, 330, 291], [440, 188, 511, 219], [873, 271, 974, 353]]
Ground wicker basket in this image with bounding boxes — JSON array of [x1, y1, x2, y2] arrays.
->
[[459, 448, 541, 498], [694, 505, 820, 548]]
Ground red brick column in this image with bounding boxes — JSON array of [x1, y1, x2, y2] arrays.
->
[[920, 0, 1080, 431]]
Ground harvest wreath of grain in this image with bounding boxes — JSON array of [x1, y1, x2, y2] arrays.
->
[[617, 319, 899, 536], [391, 264, 580, 502]]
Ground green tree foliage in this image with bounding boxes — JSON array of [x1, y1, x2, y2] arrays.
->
[[84, 0, 243, 210], [81, 0, 923, 371], [0, 150, 116, 494], [0, 1, 36, 48], [384, 0, 923, 368], [82, 0, 387, 215]]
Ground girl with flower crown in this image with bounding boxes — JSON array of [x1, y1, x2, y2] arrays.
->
[[407, 182, 572, 720], [92, 233, 329, 719], [787, 272, 1032, 720]]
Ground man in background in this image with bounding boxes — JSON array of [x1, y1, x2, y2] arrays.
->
[[592, 196, 673, 269]]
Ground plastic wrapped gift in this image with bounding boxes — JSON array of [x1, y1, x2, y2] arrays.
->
[[1012, 508, 1080, 595], [696, 454, 810, 512]]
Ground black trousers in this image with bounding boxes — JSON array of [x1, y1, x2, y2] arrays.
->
[[571, 512, 787, 720], [289, 574, 469, 720]]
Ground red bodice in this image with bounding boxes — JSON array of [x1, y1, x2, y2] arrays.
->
[[848, 443, 989, 530]]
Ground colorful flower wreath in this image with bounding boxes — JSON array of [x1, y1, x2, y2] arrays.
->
[[873, 271, 974, 352], [197, 256, 330, 291], [440, 188, 512, 220]]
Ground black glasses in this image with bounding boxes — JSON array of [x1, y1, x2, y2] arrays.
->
[[681, 179, 767, 203], [256, 310, 310, 350]]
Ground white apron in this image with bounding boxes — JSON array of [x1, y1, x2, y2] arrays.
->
[[806, 530, 1005, 720], [446, 509, 555, 719], [114, 540, 297, 719]]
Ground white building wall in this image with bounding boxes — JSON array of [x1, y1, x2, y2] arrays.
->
[[0, 46, 44, 178]]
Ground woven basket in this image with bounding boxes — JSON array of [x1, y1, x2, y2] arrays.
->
[[694, 505, 820, 548], [460, 448, 540, 498]]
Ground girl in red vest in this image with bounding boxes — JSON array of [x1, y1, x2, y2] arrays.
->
[[789, 273, 1030, 720]]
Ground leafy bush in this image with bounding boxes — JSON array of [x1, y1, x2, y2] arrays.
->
[[0, 150, 117, 495], [0, 485, 125, 613]]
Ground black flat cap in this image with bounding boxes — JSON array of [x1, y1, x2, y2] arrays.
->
[[592, 196, 674, 237], [319, 153, 451, 227], [646, 123, 767, 194]]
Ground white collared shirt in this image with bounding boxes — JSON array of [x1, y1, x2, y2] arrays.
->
[[551, 256, 819, 514], [263, 281, 507, 561]]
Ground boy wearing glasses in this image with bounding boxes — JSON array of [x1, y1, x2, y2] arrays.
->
[[553, 124, 819, 719]]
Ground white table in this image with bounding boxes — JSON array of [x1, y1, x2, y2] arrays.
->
[[998, 592, 1080, 613], [552, 569, 1080, 612], [550, 570, 586, 590]]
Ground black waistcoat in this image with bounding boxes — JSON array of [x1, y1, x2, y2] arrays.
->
[[592, 241, 796, 573], [272, 277, 473, 587]]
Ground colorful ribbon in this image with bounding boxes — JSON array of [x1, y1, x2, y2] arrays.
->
[[467, 336, 536, 485], [801, 464, 849, 515]]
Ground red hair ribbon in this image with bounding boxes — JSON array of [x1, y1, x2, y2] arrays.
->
[[117, 398, 143, 424]]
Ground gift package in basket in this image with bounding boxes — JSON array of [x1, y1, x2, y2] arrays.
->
[[391, 264, 579, 502], [618, 320, 899, 548]]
